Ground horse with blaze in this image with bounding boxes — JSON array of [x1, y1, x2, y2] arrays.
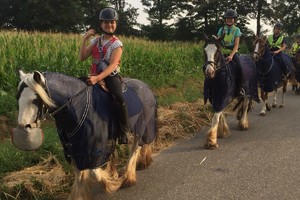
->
[[12, 70, 157, 200], [203, 35, 259, 149], [253, 34, 293, 116]]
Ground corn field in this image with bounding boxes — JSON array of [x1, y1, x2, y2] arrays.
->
[[0, 30, 205, 93]]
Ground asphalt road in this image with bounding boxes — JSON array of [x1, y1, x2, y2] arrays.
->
[[95, 86, 300, 200]]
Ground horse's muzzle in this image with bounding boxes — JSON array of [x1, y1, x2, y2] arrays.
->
[[11, 127, 44, 151], [205, 68, 215, 79]]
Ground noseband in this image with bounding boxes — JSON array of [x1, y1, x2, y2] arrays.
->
[[203, 51, 227, 77]]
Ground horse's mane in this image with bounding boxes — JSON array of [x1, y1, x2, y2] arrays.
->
[[23, 74, 56, 108]]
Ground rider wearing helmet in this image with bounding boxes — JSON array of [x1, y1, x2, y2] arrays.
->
[[217, 9, 244, 96], [291, 34, 300, 58], [80, 7, 129, 144], [267, 22, 290, 78]]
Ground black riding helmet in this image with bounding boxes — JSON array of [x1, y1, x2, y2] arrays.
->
[[99, 7, 118, 21], [223, 9, 238, 19], [274, 22, 283, 30], [99, 7, 118, 35]]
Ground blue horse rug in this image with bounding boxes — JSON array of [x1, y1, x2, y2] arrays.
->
[[257, 53, 292, 92], [204, 55, 259, 112], [44, 72, 156, 170]]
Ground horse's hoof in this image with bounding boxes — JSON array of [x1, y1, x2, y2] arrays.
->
[[259, 112, 266, 116], [204, 143, 218, 150], [122, 177, 137, 188], [238, 124, 248, 131], [279, 105, 284, 108], [272, 104, 277, 108]]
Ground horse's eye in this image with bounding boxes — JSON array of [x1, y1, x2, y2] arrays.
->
[[32, 99, 40, 106]]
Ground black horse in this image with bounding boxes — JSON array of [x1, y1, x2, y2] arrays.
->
[[203, 35, 259, 149], [13, 70, 157, 199]]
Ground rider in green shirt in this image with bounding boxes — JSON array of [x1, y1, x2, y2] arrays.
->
[[217, 9, 244, 96]]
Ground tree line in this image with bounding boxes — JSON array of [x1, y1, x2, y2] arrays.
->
[[0, 0, 299, 42]]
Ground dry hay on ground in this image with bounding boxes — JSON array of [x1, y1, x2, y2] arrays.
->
[[2, 156, 68, 196], [153, 99, 212, 152]]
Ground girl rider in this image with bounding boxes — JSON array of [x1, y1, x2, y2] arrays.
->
[[80, 7, 129, 144], [216, 9, 244, 96]]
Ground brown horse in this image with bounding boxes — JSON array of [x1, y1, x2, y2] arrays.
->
[[253, 34, 292, 116]]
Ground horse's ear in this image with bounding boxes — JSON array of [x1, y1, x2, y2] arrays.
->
[[217, 34, 225, 43], [19, 70, 27, 81], [203, 33, 209, 41], [33, 71, 45, 85]]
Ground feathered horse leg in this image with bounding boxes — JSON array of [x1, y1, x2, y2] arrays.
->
[[68, 167, 92, 200], [234, 97, 251, 130], [68, 162, 125, 200], [122, 134, 141, 186], [260, 90, 269, 116], [279, 79, 288, 108], [217, 112, 230, 138], [205, 112, 225, 149]]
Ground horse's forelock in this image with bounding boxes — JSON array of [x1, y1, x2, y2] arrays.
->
[[23, 75, 56, 108]]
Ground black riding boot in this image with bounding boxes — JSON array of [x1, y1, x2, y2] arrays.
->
[[278, 53, 289, 79], [233, 54, 245, 96], [118, 102, 130, 144]]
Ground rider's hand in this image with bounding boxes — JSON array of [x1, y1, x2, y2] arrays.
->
[[273, 50, 280, 55], [86, 75, 99, 85], [226, 55, 233, 63], [84, 29, 96, 40]]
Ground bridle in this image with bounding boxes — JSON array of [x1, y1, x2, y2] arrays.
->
[[253, 38, 267, 61], [19, 80, 89, 129], [253, 38, 276, 76], [203, 45, 227, 78]]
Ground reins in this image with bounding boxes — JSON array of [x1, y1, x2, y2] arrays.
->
[[49, 86, 89, 117]]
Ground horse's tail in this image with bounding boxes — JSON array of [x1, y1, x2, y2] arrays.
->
[[233, 97, 253, 120]]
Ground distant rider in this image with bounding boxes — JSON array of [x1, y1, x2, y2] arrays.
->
[[291, 34, 300, 59], [267, 22, 290, 79]]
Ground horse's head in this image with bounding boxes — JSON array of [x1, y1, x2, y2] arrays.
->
[[253, 34, 268, 62], [203, 34, 224, 79], [12, 70, 56, 151], [294, 50, 300, 65]]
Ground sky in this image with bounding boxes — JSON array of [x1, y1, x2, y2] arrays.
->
[[126, 0, 272, 33]]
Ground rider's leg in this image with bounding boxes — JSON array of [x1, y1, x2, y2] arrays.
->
[[104, 75, 129, 144], [232, 53, 245, 96], [278, 52, 289, 78]]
